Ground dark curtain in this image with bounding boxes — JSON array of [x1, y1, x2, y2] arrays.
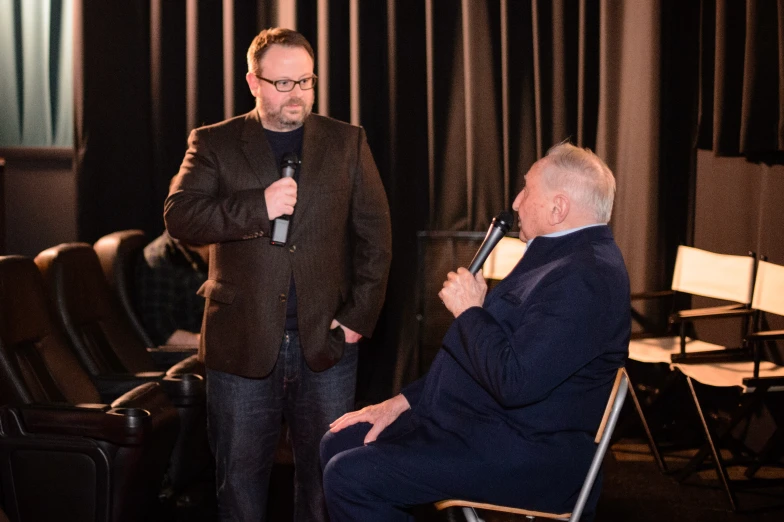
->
[[72, 0, 781, 401], [697, 0, 784, 157]]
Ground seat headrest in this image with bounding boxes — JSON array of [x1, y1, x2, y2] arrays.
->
[[94, 230, 147, 290], [35, 243, 115, 324], [0, 256, 54, 344]]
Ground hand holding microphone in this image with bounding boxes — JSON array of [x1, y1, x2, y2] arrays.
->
[[268, 152, 300, 246], [439, 211, 515, 317]]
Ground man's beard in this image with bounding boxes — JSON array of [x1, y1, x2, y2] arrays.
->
[[261, 96, 312, 131]]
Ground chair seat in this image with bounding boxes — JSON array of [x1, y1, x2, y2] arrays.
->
[[673, 360, 784, 390], [628, 336, 725, 364], [434, 499, 570, 520]]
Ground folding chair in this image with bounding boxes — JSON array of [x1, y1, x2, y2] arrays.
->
[[434, 368, 629, 522], [664, 259, 784, 511], [629, 245, 757, 365], [625, 247, 757, 472], [481, 237, 526, 281]]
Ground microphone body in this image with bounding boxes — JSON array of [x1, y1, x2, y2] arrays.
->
[[270, 152, 300, 246], [467, 211, 515, 275]]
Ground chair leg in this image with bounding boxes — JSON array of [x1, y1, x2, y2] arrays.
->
[[626, 374, 668, 473], [745, 428, 783, 479], [675, 384, 767, 482], [685, 376, 738, 511]]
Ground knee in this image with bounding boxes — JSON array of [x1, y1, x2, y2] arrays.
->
[[319, 422, 372, 471], [320, 429, 338, 471]]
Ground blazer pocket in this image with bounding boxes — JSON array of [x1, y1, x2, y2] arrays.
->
[[197, 279, 237, 304]]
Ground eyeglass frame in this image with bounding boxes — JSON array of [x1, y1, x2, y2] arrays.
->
[[255, 74, 318, 92]]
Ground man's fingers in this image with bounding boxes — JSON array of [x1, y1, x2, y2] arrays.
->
[[363, 422, 386, 444], [329, 410, 358, 428], [330, 410, 368, 431]]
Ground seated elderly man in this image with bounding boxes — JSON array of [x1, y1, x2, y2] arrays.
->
[[320, 142, 630, 521]]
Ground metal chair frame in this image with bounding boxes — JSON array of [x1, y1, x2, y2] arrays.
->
[[434, 368, 629, 522]]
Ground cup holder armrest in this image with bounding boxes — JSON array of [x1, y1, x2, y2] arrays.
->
[[14, 403, 152, 446]]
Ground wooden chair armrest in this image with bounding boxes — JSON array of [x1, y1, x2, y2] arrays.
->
[[669, 304, 751, 323], [746, 329, 784, 341]]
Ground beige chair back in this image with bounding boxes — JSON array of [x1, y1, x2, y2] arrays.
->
[[751, 260, 784, 316], [482, 237, 526, 280], [671, 246, 755, 304]]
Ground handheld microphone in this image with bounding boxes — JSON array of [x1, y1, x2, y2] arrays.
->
[[467, 210, 515, 274], [270, 152, 301, 246]]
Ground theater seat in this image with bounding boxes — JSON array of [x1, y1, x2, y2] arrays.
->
[[93, 230, 154, 348], [32, 244, 210, 495], [0, 255, 180, 522], [34, 243, 201, 376]]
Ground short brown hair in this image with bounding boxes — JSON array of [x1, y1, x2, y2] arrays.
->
[[247, 28, 315, 76]]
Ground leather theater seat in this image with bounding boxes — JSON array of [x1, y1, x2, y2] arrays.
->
[[93, 229, 154, 348], [0, 255, 180, 522], [33, 243, 210, 495]]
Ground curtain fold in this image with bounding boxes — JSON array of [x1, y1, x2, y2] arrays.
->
[[700, 0, 784, 156], [597, 0, 663, 294], [0, 1, 21, 145], [0, 0, 73, 147]]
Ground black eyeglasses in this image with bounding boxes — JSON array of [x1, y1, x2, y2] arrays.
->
[[256, 75, 318, 92]]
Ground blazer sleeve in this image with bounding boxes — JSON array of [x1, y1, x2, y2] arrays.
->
[[164, 128, 271, 244], [333, 127, 392, 338], [442, 266, 610, 408]]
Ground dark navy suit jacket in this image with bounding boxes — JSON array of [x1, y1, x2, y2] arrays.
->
[[399, 225, 629, 514]]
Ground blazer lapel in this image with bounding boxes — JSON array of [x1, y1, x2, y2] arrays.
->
[[240, 110, 278, 187], [294, 116, 332, 224]]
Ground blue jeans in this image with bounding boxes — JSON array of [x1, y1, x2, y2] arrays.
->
[[207, 331, 358, 522]]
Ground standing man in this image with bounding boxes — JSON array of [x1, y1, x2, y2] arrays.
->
[[165, 28, 392, 522], [321, 143, 629, 521]]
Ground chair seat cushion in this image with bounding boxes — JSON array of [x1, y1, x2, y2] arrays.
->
[[628, 336, 724, 364]]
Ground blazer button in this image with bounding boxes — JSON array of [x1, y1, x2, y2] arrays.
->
[[279, 294, 286, 302], [289, 245, 296, 253]]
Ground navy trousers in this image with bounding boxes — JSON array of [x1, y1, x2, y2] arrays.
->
[[319, 412, 600, 522]]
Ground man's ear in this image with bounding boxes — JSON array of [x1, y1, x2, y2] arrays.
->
[[246, 72, 259, 95], [549, 194, 569, 225]]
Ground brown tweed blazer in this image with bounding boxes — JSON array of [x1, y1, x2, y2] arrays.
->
[[164, 111, 392, 377]]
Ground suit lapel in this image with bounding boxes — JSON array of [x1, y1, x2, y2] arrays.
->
[[240, 110, 278, 187], [294, 115, 332, 225]]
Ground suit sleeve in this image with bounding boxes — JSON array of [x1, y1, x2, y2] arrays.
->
[[164, 128, 271, 244], [442, 267, 609, 408], [333, 128, 392, 338]]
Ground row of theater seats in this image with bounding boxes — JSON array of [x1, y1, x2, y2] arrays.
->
[[0, 234, 210, 522]]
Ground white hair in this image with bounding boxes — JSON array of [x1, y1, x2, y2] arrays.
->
[[542, 142, 616, 222]]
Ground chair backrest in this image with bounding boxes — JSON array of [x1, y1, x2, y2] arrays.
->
[[482, 237, 526, 280], [34, 243, 156, 376], [94, 230, 154, 347], [0, 256, 101, 405], [570, 367, 628, 521], [671, 246, 755, 304], [752, 260, 784, 316]]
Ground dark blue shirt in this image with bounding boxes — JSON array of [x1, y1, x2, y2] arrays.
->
[[264, 126, 304, 330]]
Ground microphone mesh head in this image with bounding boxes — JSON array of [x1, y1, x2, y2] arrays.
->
[[494, 211, 515, 233], [281, 152, 300, 168]]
